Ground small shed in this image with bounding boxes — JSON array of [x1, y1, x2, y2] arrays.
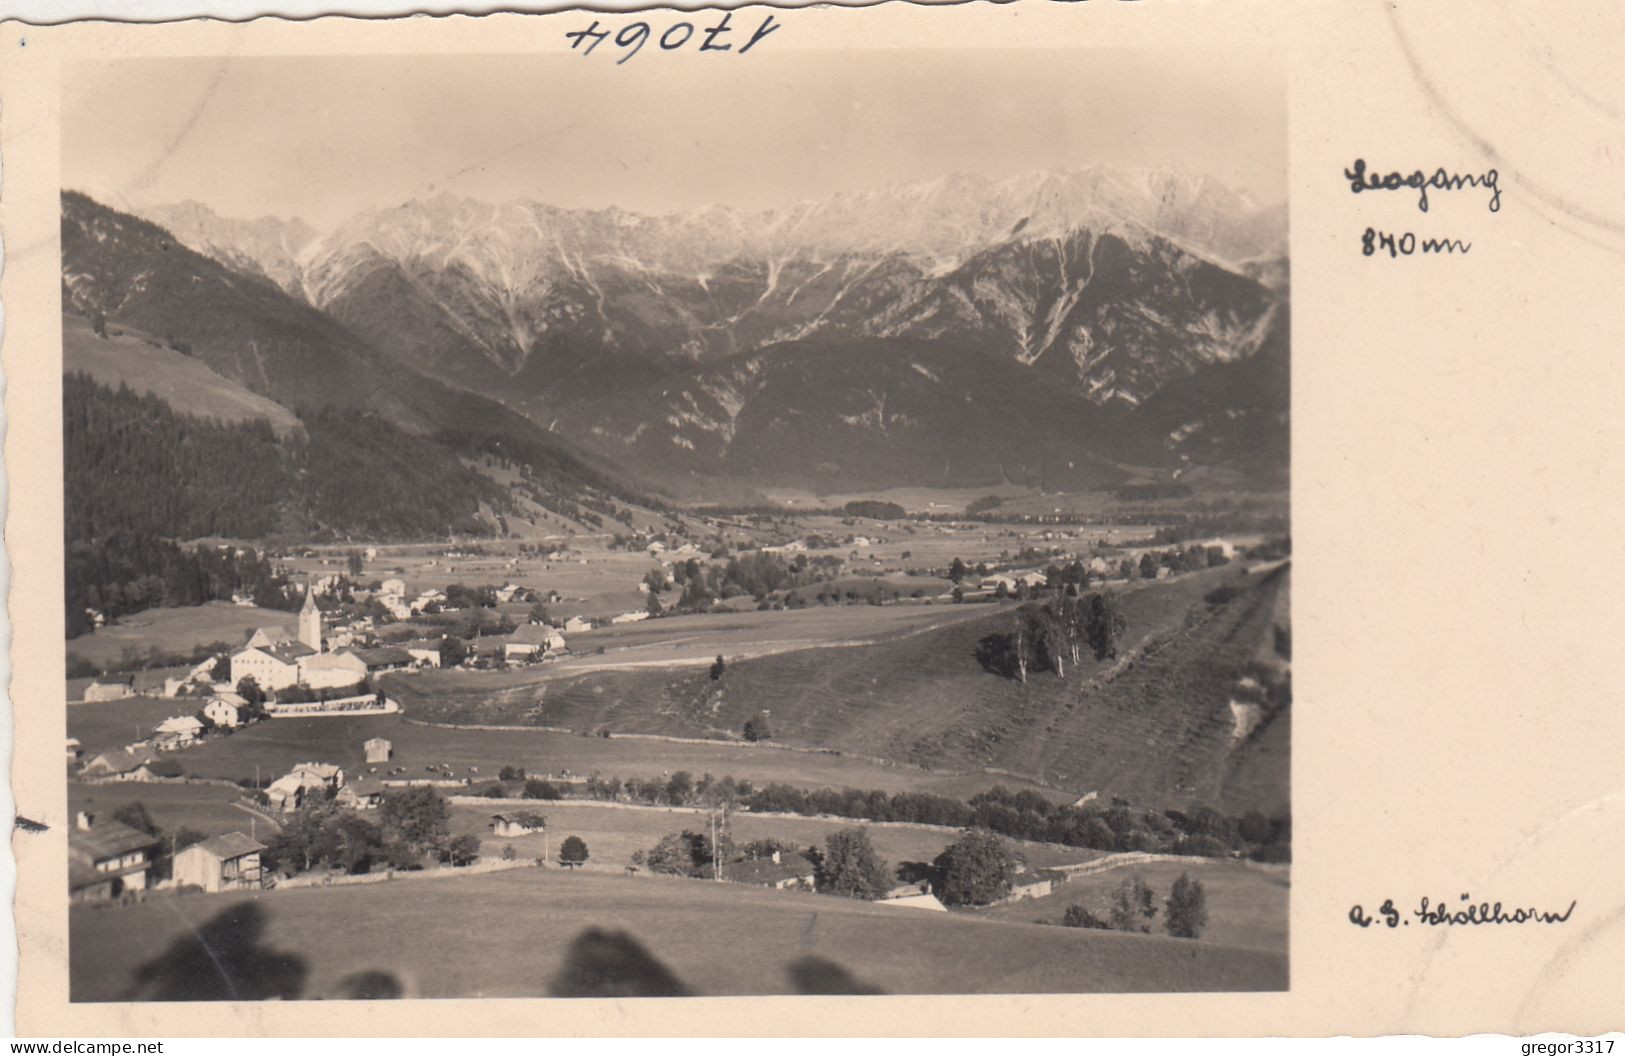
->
[[491, 812, 547, 838], [364, 737, 393, 763]]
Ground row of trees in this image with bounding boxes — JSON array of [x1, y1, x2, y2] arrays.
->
[[634, 823, 1020, 907], [1059, 872, 1208, 940], [470, 766, 1289, 863]]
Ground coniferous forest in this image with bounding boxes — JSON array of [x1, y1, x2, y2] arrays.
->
[[63, 372, 508, 636]]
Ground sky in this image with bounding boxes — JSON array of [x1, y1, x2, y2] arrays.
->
[[63, 49, 1285, 230]]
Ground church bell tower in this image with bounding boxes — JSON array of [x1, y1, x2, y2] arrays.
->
[[298, 584, 322, 652]]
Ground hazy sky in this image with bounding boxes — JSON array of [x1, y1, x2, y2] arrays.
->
[[64, 50, 1285, 229]]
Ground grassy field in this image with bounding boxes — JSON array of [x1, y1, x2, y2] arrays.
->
[[63, 314, 301, 435], [384, 563, 1290, 814], [70, 867, 1286, 1000], [142, 710, 1062, 800], [66, 602, 295, 673], [967, 859, 1290, 952], [69, 697, 213, 758], [451, 801, 1104, 877], [68, 781, 262, 841]]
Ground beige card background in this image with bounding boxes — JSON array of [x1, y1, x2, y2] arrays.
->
[[4, 0, 1623, 1037]]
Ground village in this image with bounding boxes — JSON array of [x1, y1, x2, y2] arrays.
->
[[63, 499, 1290, 999]]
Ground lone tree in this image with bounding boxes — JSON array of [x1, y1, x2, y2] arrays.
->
[[709, 654, 726, 681], [440, 635, 468, 668], [444, 833, 481, 867], [1084, 591, 1128, 661], [235, 676, 265, 708], [935, 830, 1019, 906], [819, 827, 891, 900], [1164, 872, 1209, 939], [948, 557, 968, 583], [1110, 875, 1159, 933], [742, 712, 772, 742], [380, 786, 451, 857], [559, 835, 590, 870]]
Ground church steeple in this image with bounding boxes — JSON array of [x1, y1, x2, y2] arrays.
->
[[298, 583, 322, 652]]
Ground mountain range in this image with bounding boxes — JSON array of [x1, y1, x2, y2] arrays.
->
[[69, 164, 1289, 496]]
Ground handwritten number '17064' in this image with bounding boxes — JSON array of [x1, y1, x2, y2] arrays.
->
[[566, 13, 781, 65]]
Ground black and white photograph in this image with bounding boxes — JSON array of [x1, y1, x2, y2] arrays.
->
[[57, 45, 1290, 1000]]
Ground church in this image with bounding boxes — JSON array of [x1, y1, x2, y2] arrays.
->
[[230, 586, 362, 692]]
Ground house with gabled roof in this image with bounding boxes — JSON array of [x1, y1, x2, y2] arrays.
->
[[79, 748, 160, 782], [504, 623, 566, 662], [491, 812, 547, 838], [152, 715, 205, 749], [173, 832, 265, 893], [723, 851, 816, 891], [69, 812, 158, 902]]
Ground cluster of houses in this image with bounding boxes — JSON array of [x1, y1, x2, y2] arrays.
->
[[230, 587, 432, 693], [68, 810, 266, 902]]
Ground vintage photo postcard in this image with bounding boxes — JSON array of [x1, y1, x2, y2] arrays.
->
[[2, 0, 1622, 1038]]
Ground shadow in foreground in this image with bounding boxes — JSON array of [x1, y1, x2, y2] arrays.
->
[[126, 902, 305, 1001], [328, 970, 404, 999], [547, 926, 887, 997], [786, 955, 886, 995], [548, 928, 693, 997]]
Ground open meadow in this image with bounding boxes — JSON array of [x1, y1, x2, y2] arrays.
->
[[66, 602, 296, 673], [69, 867, 1287, 1000], [101, 707, 1062, 801], [383, 562, 1290, 815]]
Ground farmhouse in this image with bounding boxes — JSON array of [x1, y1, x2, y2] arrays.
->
[[504, 622, 566, 662], [491, 812, 547, 838], [151, 715, 205, 750], [172, 832, 265, 893], [83, 680, 134, 703], [69, 812, 158, 902], [364, 737, 393, 763], [202, 697, 245, 729], [336, 776, 386, 811], [79, 748, 160, 782], [563, 616, 592, 634], [724, 851, 816, 891], [66, 737, 83, 762], [266, 761, 345, 812]]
